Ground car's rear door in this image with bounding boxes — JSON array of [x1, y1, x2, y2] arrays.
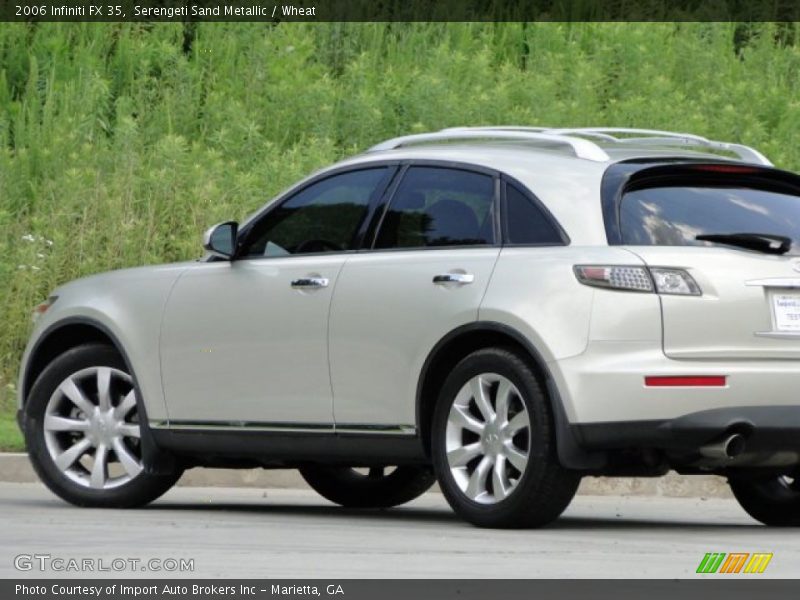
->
[[328, 164, 501, 429], [613, 163, 800, 360]]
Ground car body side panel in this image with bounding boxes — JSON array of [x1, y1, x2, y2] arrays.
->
[[329, 248, 501, 426], [478, 246, 661, 422], [160, 256, 347, 425], [479, 246, 641, 361], [17, 263, 189, 422]]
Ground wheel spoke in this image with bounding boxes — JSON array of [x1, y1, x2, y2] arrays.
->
[[495, 379, 513, 425], [450, 404, 485, 434], [117, 423, 140, 438], [447, 442, 482, 468], [59, 378, 95, 416], [114, 390, 137, 420], [504, 444, 528, 473], [471, 377, 494, 422], [90, 444, 108, 489], [505, 412, 529, 436], [44, 366, 142, 490], [465, 455, 493, 500], [445, 373, 531, 506], [54, 437, 92, 471], [44, 415, 89, 433], [492, 455, 510, 501], [96, 367, 112, 411], [112, 438, 143, 478]]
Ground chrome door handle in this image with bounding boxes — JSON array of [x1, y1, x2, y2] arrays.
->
[[433, 273, 475, 285], [291, 277, 329, 289]]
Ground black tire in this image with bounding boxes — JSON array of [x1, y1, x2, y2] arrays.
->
[[24, 343, 182, 508], [729, 473, 800, 526], [299, 464, 436, 508], [432, 347, 580, 528]]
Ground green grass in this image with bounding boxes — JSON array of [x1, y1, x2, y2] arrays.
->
[[0, 412, 22, 452], [2, 22, 800, 443], [0, 380, 22, 451]]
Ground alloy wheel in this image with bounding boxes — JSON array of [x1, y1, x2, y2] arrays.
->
[[43, 366, 143, 490], [445, 373, 531, 504]]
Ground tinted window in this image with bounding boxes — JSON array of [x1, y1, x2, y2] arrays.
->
[[504, 184, 564, 245], [241, 168, 388, 257], [620, 186, 800, 255], [375, 167, 495, 249]]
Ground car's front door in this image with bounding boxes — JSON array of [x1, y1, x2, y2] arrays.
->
[[328, 165, 502, 429], [159, 166, 394, 426]]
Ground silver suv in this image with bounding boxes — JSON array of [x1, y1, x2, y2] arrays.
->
[[17, 127, 800, 528]]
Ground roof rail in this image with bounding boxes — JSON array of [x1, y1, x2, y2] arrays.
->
[[443, 126, 622, 142], [372, 126, 773, 166], [367, 130, 611, 162], [546, 127, 773, 166]]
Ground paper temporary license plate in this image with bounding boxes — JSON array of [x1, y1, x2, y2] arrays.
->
[[772, 293, 800, 332]]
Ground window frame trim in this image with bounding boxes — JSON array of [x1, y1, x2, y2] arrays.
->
[[232, 161, 401, 261], [230, 157, 577, 262], [363, 159, 503, 253]]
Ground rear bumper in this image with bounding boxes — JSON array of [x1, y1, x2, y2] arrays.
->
[[551, 341, 800, 423], [575, 406, 800, 452]]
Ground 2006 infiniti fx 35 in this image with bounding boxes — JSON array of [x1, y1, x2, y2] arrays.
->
[[17, 127, 800, 528]]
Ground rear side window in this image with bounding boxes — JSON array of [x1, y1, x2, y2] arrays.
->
[[374, 167, 495, 249], [504, 183, 564, 245], [620, 185, 800, 255]]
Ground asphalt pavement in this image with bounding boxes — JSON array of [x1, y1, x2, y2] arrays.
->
[[0, 482, 796, 579]]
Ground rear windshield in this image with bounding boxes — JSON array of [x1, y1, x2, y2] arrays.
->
[[620, 186, 800, 255]]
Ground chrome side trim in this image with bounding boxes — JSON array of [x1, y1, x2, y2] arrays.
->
[[148, 421, 417, 436], [746, 278, 800, 289], [148, 421, 333, 434], [754, 331, 800, 339], [335, 424, 417, 436]]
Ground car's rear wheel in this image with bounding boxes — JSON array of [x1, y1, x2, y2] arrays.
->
[[24, 344, 182, 508], [432, 347, 581, 528], [729, 472, 800, 526], [298, 464, 436, 508]]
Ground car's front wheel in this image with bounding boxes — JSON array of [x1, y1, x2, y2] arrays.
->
[[24, 344, 182, 508], [432, 347, 581, 528], [298, 464, 436, 508], [729, 472, 800, 526]]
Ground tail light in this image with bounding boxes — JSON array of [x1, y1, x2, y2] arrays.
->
[[649, 268, 701, 296], [574, 266, 701, 296]]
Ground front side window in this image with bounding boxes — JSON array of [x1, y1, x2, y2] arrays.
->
[[374, 167, 495, 249], [620, 185, 800, 255], [240, 167, 390, 258]]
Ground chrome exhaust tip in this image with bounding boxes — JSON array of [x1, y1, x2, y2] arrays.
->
[[699, 433, 746, 460]]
